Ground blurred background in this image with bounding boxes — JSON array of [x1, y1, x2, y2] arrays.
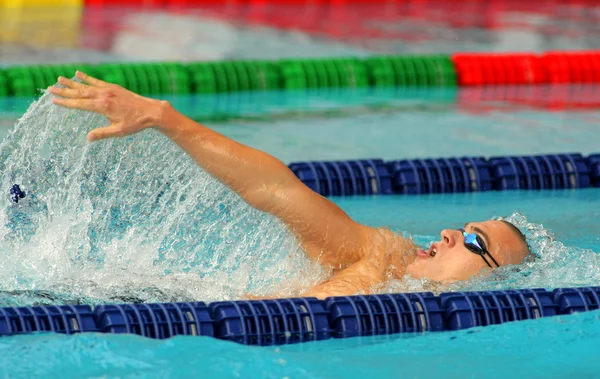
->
[[1, 0, 599, 65], [1, 0, 599, 133]]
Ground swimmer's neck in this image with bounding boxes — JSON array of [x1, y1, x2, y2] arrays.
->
[[387, 235, 418, 279]]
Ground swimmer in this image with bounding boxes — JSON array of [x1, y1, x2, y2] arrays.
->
[[49, 72, 530, 299]]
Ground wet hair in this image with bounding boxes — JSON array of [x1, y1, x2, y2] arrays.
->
[[500, 220, 532, 259]]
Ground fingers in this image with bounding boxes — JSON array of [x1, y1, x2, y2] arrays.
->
[[87, 123, 123, 142], [52, 97, 99, 112], [53, 71, 108, 90], [49, 85, 95, 100], [76, 71, 109, 88], [56, 76, 87, 89]]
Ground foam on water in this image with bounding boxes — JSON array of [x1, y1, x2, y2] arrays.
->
[[0, 90, 327, 306]]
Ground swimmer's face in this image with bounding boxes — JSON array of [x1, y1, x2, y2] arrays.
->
[[406, 220, 529, 283]]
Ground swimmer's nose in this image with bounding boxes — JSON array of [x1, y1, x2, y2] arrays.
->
[[440, 229, 458, 248]]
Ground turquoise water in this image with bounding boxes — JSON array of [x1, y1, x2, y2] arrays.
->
[[0, 86, 598, 378], [2, 310, 600, 379], [1, 3, 599, 376], [3, 86, 599, 163]]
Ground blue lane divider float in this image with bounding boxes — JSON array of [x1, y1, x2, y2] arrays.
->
[[2, 287, 600, 345], [210, 298, 330, 345], [288, 152, 599, 196], [0, 305, 97, 336], [553, 287, 600, 314], [387, 156, 492, 194], [589, 154, 600, 187], [440, 289, 557, 330], [490, 153, 591, 190], [289, 159, 393, 196], [326, 293, 444, 338], [95, 302, 214, 339]]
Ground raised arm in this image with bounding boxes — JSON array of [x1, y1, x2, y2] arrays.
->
[[156, 102, 375, 267], [50, 72, 377, 268]]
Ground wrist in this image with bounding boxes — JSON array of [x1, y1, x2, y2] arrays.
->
[[153, 99, 174, 132]]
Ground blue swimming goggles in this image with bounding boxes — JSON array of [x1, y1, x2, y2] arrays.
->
[[458, 228, 500, 268]]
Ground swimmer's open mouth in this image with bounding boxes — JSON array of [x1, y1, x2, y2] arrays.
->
[[428, 244, 438, 257], [417, 244, 438, 258]]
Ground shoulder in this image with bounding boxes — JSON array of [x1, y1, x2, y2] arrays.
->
[[362, 227, 418, 278], [362, 227, 416, 259]]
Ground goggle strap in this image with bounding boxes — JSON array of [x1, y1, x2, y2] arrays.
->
[[479, 253, 492, 268], [487, 253, 500, 268]]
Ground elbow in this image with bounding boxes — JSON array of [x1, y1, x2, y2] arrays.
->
[[242, 182, 290, 214]]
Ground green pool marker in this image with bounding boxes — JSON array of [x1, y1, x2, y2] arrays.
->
[[92, 64, 109, 79], [162, 63, 190, 95], [153, 64, 170, 94], [47, 64, 61, 80], [323, 60, 341, 88], [143, 64, 161, 95], [10, 78, 36, 97], [25, 67, 45, 94], [233, 62, 252, 92], [413, 57, 431, 86], [98, 64, 127, 89], [365, 58, 395, 87], [347, 59, 368, 87], [5, 67, 34, 96], [260, 62, 281, 90], [209, 63, 229, 93], [39, 66, 57, 88], [388, 57, 407, 86], [396, 57, 418, 86], [131, 65, 150, 95], [241, 61, 260, 91], [331, 59, 350, 87], [0, 54, 465, 98], [189, 64, 217, 94], [120, 64, 140, 93], [160, 63, 183, 94], [222, 62, 240, 93], [280, 61, 307, 90], [301, 60, 319, 89], [311, 60, 330, 88], [49, 64, 68, 81], [193, 71, 217, 94], [419, 58, 438, 86], [431, 56, 457, 87], [0, 71, 8, 97], [71, 64, 88, 78], [133, 64, 149, 94]]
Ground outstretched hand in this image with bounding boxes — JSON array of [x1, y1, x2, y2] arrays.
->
[[49, 71, 165, 142]]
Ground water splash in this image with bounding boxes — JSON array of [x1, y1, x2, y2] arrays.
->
[[0, 90, 326, 306]]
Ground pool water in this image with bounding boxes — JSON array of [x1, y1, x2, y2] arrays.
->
[[2, 308, 600, 378], [1, 2, 600, 378], [0, 85, 598, 378]]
